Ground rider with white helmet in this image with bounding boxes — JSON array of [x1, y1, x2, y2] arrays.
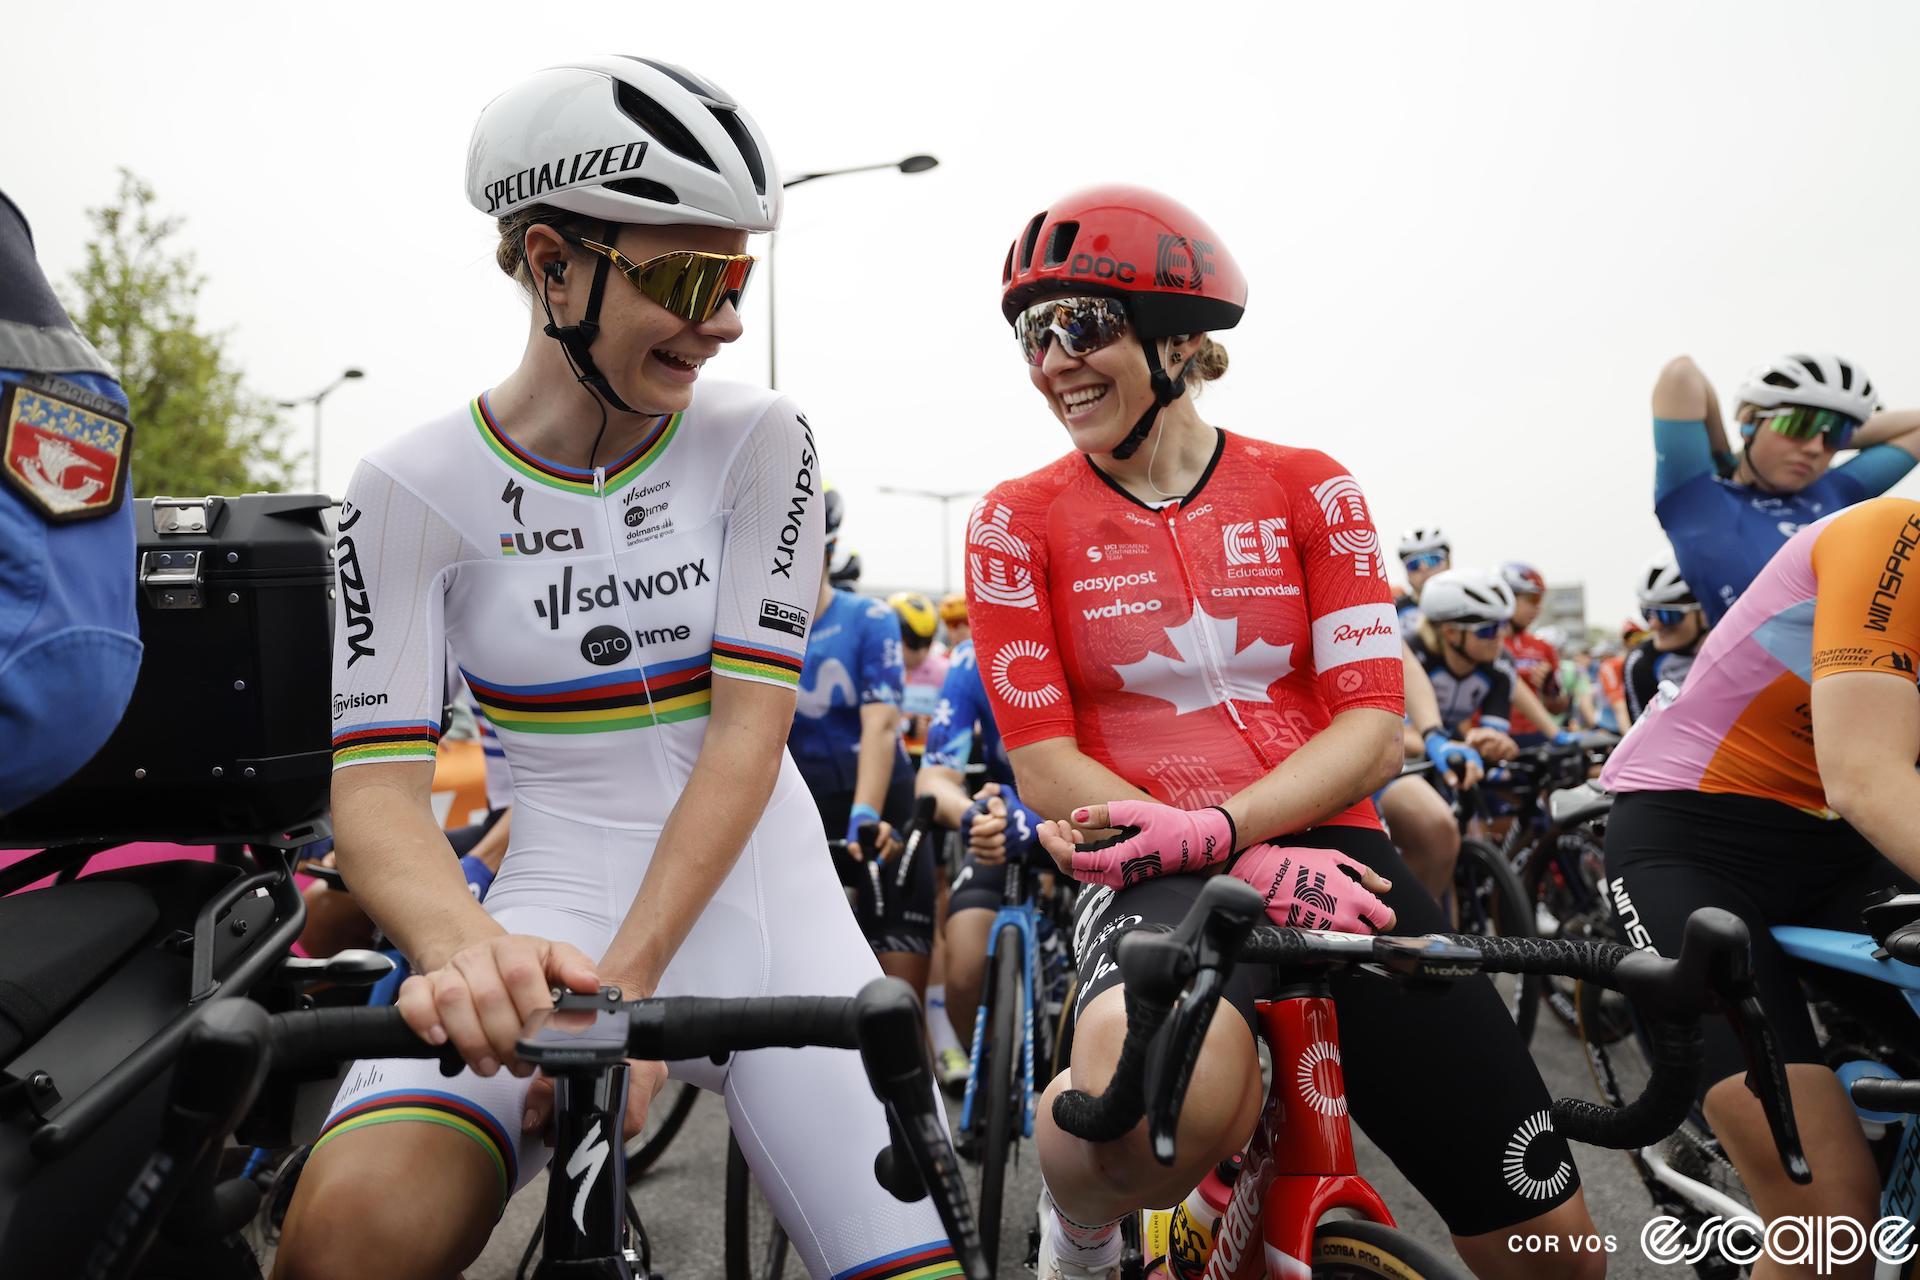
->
[[1408, 569, 1556, 766], [278, 59, 960, 1280], [1622, 550, 1708, 726], [1394, 525, 1450, 632], [1650, 350, 1920, 622]]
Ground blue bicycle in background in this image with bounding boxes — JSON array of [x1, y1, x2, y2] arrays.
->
[[955, 818, 1076, 1275]]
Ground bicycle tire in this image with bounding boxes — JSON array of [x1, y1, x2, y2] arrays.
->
[[977, 926, 1023, 1274], [723, 1130, 794, 1280], [1311, 1219, 1473, 1279], [624, 1081, 700, 1182], [1452, 838, 1541, 1045]]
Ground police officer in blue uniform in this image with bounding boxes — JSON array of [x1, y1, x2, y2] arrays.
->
[[0, 189, 141, 814]]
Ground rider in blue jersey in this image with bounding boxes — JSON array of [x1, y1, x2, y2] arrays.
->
[[919, 638, 1043, 1052], [789, 490, 933, 982], [1652, 352, 1920, 623]]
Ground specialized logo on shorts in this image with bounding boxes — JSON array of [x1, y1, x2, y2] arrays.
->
[[1223, 518, 1288, 566], [1295, 1041, 1347, 1117], [968, 501, 1038, 610], [990, 640, 1063, 709], [1113, 607, 1293, 716], [1503, 1110, 1573, 1201], [1310, 475, 1385, 579]]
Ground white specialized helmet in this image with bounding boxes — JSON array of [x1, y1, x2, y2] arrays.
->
[[467, 56, 781, 232], [1398, 526, 1451, 559], [1735, 353, 1880, 423], [1419, 568, 1515, 625], [1636, 552, 1696, 609]]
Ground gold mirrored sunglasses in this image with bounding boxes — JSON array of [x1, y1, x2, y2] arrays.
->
[[578, 239, 756, 323]]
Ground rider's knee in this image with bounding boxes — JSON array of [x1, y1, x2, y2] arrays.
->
[[274, 1134, 495, 1280]]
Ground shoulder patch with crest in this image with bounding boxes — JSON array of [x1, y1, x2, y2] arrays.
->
[[2, 374, 132, 522]]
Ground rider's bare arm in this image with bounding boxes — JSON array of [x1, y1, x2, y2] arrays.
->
[[1813, 670, 1920, 881], [1218, 707, 1403, 845], [1848, 408, 1920, 459], [854, 701, 902, 817], [597, 676, 795, 996], [1652, 354, 1734, 466], [914, 761, 977, 828], [332, 760, 500, 973], [1006, 736, 1153, 827], [1402, 642, 1444, 751]]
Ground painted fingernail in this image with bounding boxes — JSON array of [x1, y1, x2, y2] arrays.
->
[[1072, 808, 1090, 823]]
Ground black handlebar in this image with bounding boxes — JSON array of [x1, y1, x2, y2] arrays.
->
[[1050, 885, 1807, 1187]]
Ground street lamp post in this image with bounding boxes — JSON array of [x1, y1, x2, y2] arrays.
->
[[878, 485, 980, 596], [769, 155, 937, 389], [279, 368, 364, 494]]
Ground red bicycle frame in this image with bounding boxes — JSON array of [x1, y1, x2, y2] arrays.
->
[[1203, 993, 1392, 1279]]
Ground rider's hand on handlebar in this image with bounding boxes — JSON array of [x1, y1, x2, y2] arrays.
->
[[963, 783, 1042, 869], [1464, 725, 1518, 764], [1422, 730, 1484, 790], [844, 808, 903, 863], [396, 933, 601, 1079], [1231, 843, 1396, 934], [1041, 800, 1235, 888]]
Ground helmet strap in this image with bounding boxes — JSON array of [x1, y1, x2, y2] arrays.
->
[[538, 220, 638, 418], [1110, 330, 1195, 462]]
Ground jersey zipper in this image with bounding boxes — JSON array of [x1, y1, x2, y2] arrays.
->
[[1163, 507, 1278, 773]]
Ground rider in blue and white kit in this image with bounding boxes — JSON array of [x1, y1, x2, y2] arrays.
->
[[1650, 351, 1920, 623]]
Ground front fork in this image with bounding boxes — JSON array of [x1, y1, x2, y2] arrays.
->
[[1204, 996, 1394, 1279]]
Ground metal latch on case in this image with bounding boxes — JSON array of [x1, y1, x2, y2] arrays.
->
[[140, 549, 205, 609]]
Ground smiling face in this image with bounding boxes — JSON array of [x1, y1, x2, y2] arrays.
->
[[535, 221, 750, 416], [1026, 311, 1191, 455]]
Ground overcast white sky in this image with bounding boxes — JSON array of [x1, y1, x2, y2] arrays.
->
[[10, 0, 1920, 625]]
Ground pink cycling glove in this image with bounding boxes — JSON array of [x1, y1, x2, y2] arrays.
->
[[1231, 843, 1395, 935], [1067, 801, 1236, 889]]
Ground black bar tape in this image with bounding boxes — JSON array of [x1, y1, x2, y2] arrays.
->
[[267, 1007, 465, 1077], [1554, 1019, 1703, 1149], [627, 995, 860, 1061]]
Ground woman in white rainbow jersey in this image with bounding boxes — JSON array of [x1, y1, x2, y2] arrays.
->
[[274, 57, 958, 1280]]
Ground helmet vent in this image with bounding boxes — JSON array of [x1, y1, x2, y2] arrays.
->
[[1043, 221, 1079, 268], [607, 176, 682, 207], [707, 105, 768, 194], [615, 81, 718, 173], [1017, 213, 1045, 273], [626, 57, 721, 102], [1762, 371, 1797, 389], [1002, 242, 1016, 286], [1794, 355, 1824, 383]]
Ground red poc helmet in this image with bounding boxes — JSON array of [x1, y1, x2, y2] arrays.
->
[[1000, 185, 1248, 340]]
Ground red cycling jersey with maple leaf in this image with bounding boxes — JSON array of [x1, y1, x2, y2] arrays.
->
[[964, 430, 1404, 832]]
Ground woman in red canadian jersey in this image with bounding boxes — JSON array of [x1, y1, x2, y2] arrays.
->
[[969, 187, 1603, 1280]]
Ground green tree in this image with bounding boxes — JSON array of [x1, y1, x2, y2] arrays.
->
[[63, 170, 296, 496]]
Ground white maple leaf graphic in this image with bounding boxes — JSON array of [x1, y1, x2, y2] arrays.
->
[[1112, 605, 1293, 716]]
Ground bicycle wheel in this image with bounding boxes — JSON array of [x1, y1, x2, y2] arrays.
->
[[1312, 1219, 1472, 1279], [1524, 834, 1633, 1045], [1452, 839, 1541, 1045], [977, 925, 1024, 1273], [724, 1130, 794, 1280], [624, 1080, 700, 1182]]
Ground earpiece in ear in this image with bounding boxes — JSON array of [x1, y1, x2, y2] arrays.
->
[[1740, 421, 1756, 440], [543, 259, 566, 283]]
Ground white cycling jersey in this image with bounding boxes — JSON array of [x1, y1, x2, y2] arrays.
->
[[331, 381, 822, 822], [320, 383, 958, 1278]]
